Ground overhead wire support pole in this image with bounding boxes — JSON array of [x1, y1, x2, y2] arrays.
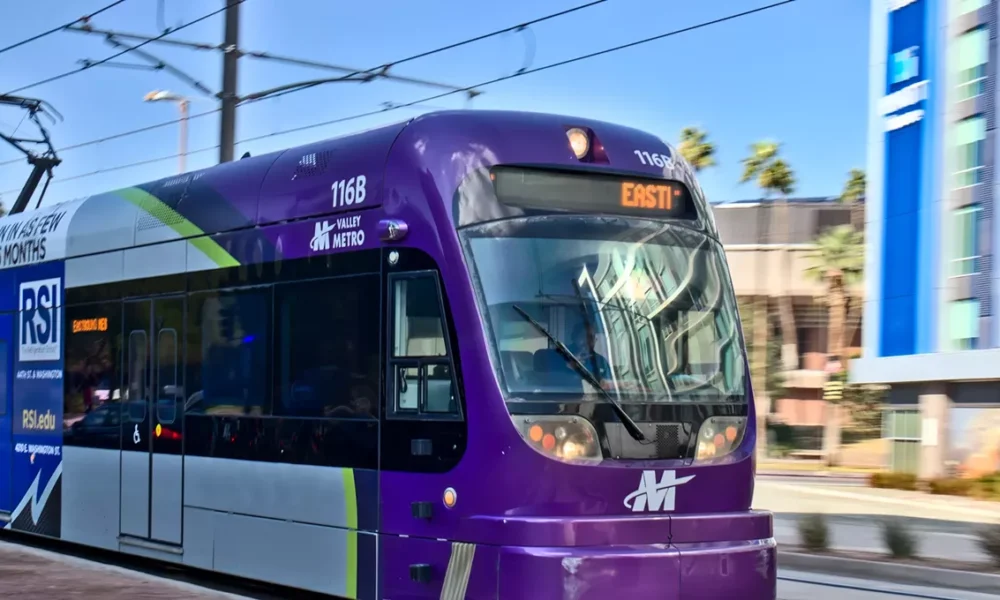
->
[[219, 0, 241, 163]]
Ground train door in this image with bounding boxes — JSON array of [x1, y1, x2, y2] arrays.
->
[[119, 297, 184, 545]]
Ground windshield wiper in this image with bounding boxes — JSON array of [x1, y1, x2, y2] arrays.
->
[[511, 304, 646, 442]]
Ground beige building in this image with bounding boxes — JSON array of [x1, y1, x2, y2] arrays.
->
[[715, 198, 864, 429]]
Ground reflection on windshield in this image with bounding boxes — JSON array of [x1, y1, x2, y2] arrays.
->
[[466, 219, 744, 403]]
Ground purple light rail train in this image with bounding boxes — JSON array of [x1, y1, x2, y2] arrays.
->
[[0, 110, 775, 599]]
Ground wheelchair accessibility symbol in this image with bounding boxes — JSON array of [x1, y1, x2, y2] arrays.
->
[[133, 424, 141, 445]]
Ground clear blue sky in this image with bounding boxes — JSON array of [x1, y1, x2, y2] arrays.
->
[[0, 0, 870, 206]]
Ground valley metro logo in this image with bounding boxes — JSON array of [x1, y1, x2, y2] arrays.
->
[[310, 221, 335, 252], [623, 470, 695, 512]]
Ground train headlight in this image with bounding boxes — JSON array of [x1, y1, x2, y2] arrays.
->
[[512, 415, 602, 463], [694, 416, 747, 461], [566, 127, 590, 159]]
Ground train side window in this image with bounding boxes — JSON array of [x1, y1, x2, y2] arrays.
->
[[156, 328, 178, 424], [274, 274, 380, 420], [64, 303, 121, 444], [186, 289, 270, 416], [388, 272, 460, 420]]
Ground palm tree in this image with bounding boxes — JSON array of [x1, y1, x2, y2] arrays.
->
[[805, 224, 864, 466], [840, 168, 865, 233], [805, 225, 864, 366], [678, 127, 716, 172], [739, 141, 796, 458], [740, 141, 798, 371]]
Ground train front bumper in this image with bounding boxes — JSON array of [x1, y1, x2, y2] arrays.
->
[[495, 537, 777, 600]]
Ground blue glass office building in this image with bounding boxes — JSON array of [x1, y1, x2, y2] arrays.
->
[[853, 0, 1000, 477]]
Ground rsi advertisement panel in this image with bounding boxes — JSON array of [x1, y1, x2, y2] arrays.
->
[[6, 261, 64, 537], [879, 0, 933, 357]]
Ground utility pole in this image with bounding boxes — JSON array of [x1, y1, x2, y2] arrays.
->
[[219, 0, 241, 164]]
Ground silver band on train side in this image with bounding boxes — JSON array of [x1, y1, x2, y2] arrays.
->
[[439, 541, 476, 600]]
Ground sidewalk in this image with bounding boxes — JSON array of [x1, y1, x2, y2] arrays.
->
[[755, 478, 1000, 565], [755, 478, 1000, 524], [758, 459, 880, 477], [0, 540, 246, 599]]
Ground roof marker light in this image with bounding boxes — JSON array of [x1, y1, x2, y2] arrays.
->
[[567, 127, 590, 159]]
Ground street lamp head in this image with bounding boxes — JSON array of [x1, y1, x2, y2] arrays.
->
[[144, 90, 180, 103]]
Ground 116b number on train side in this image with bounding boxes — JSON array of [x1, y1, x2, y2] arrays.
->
[[331, 175, 367, 207]]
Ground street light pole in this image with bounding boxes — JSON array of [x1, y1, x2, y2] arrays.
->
[[178, 98, 189, 174], [144, 90, 190, 174]]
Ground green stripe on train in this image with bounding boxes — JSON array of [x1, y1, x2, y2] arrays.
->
[[343, 468, 358, 599], [116, 187, 240, 268]]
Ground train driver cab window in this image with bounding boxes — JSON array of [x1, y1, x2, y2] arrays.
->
[[389, 272, 460, 419]]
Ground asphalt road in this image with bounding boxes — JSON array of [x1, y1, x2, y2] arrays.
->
[[778, 569, 999, 600]]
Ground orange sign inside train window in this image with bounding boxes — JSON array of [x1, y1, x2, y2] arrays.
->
[[72, 317, 108, 334]]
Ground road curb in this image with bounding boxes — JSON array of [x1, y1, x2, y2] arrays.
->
[[778, 549, 1000, 594]]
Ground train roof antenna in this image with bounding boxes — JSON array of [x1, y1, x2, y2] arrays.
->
[[0, 94, 63, 215]]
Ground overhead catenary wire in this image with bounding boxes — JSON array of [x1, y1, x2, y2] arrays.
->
[[0, 0, 129, 56], [0, 0, 606, 168], [0, 0, 797, 191], [3, 0, 247, 96]]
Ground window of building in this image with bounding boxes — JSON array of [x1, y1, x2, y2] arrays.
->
[[388, 272, 459, 418], [951, 205, 982, 276], [953, 0, 989, 19], [949, 298, 981, 351], [274, 275, 380, 419], [884, 408, 920, 475], [954, 27, 988, 100], [954, 116, 986, 188], [186, 289, 271, 416]]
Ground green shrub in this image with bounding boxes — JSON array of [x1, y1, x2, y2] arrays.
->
[[797, 513, 829, 552], [928, 478, 974, 496], [976, 474, 1000, 500], [869, 472, 918, 490], [882, 519, 918, 559], [976, 524, 1000, 568]]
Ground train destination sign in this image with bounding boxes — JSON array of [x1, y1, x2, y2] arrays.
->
[[492, 167, 695, 220], [72, 318, 108, 334]]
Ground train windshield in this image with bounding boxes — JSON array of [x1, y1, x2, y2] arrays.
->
[[462, 216, 745, 404]]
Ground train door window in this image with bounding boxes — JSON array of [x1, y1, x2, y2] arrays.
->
[[388, 272, 459, 419], [127, 331, 147, 422], [156, 329, 178, 424]]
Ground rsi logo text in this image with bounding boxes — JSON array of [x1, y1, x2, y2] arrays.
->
[[623, 470, 695, 512], [19, 278, 61, 362]]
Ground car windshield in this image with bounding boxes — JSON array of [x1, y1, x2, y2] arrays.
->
[[463, 216, 745, 403]]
